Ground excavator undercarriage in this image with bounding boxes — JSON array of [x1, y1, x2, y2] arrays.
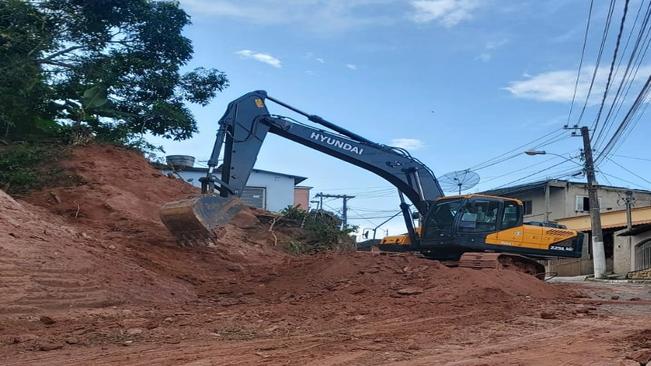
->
[[457, 253, 546, 280]]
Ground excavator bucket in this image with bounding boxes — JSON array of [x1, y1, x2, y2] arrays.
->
[[160, 195, 247, 246]]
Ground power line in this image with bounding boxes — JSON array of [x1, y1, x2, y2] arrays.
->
[[575, 0, 616, 127], [594, 0, 651, 149], [468, 128, 566, 171], [597, 169, 650, 189], [592, 0, 630, 134], [492, 160, 573, 190], [567, 0, 595, 125], [613, 154, 651, 162], [596, 74, 651, 162], [606, 156, 651, 185]]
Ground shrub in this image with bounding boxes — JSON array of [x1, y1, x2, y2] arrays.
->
[[278, 206, 357, 254]]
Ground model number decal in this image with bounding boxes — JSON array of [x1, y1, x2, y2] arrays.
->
[[550, 245, 573, 251]]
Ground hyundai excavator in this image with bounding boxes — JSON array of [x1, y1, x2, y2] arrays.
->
[[160, 91, 583, 278]]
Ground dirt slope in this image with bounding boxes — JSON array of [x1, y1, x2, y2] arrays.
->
[[6, 144, 563, 310]]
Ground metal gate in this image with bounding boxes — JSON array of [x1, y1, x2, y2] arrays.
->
[[635, 239, 651, 271], [240, 186, 266, 209]]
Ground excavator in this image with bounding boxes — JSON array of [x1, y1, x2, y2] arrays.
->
[[160, 91, 583, 278]]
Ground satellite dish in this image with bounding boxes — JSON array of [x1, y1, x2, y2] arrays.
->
[[439, 170, 480, 195]]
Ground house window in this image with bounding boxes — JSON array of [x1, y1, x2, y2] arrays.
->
[[523, 200, 533, 216], [576, 196, 589, 212], [576, 196, 601, 212]]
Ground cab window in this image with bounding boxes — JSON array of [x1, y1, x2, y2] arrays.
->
[[424, 199, 464, 235], [458, 200, 500, 232], [501, 202, 521, 229]]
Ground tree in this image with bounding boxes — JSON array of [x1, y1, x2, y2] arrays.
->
[[0, 0, 228, 142], [0, 0, 56, 139]]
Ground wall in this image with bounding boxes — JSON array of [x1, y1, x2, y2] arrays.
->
[[164, 169, 296, 212], [293, 187, 311, 210], [497, 186, 565, 222], [614, 229, 651, 275], [246, 171, 296, 212], [565, 185, 651, 217]]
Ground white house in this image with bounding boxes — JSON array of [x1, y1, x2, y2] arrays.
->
[[159, 165, 310, 212]]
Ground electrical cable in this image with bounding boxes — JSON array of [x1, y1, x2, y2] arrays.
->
[[491, 160, 574, 190], [594, 0, 651, 149], [605, 156, 651, 185], [575, 0, 616, 127], [592, 0, 630, 134], [567, 0, 595, 125], [468, 129, 567, 171]]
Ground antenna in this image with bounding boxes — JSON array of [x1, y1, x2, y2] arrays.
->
[[439, 170, 480, 195]]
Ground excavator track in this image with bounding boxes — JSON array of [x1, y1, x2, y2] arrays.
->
[[458, 252, 546, 280]]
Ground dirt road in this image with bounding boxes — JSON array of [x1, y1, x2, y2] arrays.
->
[[1, 280, 650, 366]]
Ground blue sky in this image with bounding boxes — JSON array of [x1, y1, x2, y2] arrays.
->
[[151, 0, 651, 236]]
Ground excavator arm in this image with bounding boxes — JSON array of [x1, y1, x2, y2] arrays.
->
[[161, 90, 443, 245], [206, 91, 442, 212]]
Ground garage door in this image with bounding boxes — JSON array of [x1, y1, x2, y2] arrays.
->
[[241, 186, 266, 209], [635, 239, 651, 271]]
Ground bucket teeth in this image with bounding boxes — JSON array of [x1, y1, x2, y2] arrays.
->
[[160, 195, 247, 246]]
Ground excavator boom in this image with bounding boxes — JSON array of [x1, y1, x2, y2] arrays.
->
[[160, 90, 443, 245]]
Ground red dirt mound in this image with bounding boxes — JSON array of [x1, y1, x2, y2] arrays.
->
[[2, 143, 566, 316]]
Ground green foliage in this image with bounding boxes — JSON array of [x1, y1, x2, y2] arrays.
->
[[1, 0, 228, 142], [0, 1, 57, 140], [0, 144, 75, 194], [278, 206, 357, 254]]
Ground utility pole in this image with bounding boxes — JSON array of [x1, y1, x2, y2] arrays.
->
[[314, 193, 355, 229], [624, 190, 635, 271], [580, 126, 607, 279]]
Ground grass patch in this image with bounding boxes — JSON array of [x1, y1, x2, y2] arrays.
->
[[0, 143, 80, 195]]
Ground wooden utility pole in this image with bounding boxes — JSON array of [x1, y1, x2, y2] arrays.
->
[[580, 126, 607, 279]]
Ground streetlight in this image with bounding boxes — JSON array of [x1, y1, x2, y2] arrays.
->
[[523, 150, 584, 223], [524, 150, 584, 167]]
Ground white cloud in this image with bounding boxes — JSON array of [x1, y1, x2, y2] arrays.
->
[[235, 50, 282, 68], [476, 38, 508, 63], [504, 66, 651, 103], [181, 1, 485, 33], [390, 138, 425, 150], [410, 0, 481, 27], [476, 52, 491, 62], [316, 57, 326, 64], [346, 64, 358, 70], [485, 38, 508, 50], [181, 0, 398, 33]]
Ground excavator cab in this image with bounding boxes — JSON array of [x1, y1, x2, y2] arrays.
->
[[419, 195, 583, 261]]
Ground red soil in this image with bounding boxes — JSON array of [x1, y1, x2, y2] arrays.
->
[[1, 144, 648, 365]]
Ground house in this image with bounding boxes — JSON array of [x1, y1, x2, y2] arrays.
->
[[159, 165, 311, 212], [558, 205, 651, 278], [482, 179, 651, 276]]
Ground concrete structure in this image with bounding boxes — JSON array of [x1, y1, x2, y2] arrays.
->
[[159, 165, 309, 212], [483, 179, 651, 223], [558, 206, 651, 276], [483, 180, 651, 276]]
